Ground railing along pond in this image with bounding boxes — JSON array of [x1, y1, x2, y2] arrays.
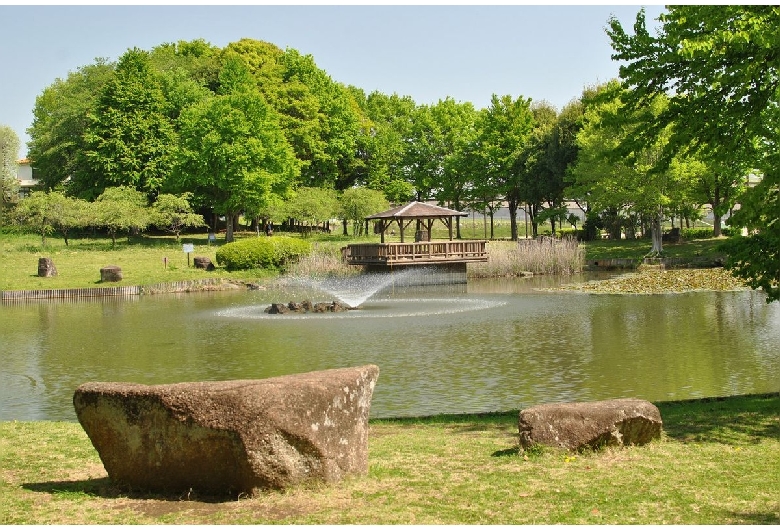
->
[[343, 240, 488, 265]]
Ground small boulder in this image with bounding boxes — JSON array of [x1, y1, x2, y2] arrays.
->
[[518, 398, 662, 451], [264, 303, 289, 314], [37, 257, 57, 277], [193, 256, 215, 271], [100, 265, 123, 282], [73, 365, 379, 495]]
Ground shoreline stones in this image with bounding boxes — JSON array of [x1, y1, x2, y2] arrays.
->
[[73, 365, 379, 496], [265, 300, 353, 314]]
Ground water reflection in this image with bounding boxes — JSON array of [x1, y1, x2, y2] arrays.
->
[[1, 274, 778, 421]]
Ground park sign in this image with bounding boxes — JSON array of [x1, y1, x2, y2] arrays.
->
[[183, 243, 194, 267]]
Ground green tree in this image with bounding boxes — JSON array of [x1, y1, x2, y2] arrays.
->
[[27, 59, 116, 193], [94, 186, 150, 246], [517, 102, 561, 238], [0, 125, 20, 206], [150, 193, 206, 241], [340, 187, 389, 237], [149, 39, 222, 95], [172, 57, 300, 243], [607, 6, 780, 296], [359, 91, 418, 199], [474, 94, 535, 241], [82, 48, 176, 199], [280, 49, 362, 190], [283, 186, 339, 234], [402, 98, 478, 236], [11, 190, 91, 246]]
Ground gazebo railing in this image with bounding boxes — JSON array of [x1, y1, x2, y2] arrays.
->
[[343, 240, 487, 265]]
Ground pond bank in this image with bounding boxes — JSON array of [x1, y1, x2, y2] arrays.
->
[[0, 277, 262, 301]]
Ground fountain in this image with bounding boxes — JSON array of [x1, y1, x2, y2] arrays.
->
[[285, 268, 422, 309], [217, 267, 506, 320]]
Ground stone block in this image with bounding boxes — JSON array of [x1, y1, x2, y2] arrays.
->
[[193, 256, 215, 271], [519, 398, 662, 451], [73, 365, 379, 496], [100, 265, 123, 282]]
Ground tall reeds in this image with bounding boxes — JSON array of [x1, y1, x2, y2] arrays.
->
[[284, 242, 359, 277], [468, 237, 585, 277]]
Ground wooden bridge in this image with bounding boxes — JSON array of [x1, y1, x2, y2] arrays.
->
[[343, 240, 488, 266]]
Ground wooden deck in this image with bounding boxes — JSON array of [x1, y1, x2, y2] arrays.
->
[[343, 240, 488, 266]]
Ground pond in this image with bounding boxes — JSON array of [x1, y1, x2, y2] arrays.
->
[[1, 272, 779, 422]]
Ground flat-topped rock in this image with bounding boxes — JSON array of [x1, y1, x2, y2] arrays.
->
[[518, 398, 662, 451], [73, 365, 379, 496], [99, 265, 122, 282]]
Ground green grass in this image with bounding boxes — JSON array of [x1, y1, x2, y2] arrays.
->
[[1, 394, 777, 524], [0, 232, 275, 291], [1, 230, 731, 292], [583, 237, 728, 261]]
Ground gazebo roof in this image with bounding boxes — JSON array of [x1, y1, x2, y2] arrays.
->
[[366, 201, 467, 220]]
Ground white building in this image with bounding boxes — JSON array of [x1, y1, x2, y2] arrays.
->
[[16, 158, 38, 198]]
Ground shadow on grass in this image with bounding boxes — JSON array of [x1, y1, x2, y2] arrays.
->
[[657, 393, 780, 445], [373, 394, 780, 448], [22, 477, 240, 503]]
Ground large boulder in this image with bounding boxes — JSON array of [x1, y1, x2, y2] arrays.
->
[[73, 365, 379, 495], [518, 398, 662, 451]]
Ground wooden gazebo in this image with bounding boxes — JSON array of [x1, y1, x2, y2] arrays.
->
[[343, 201, 487, 267], [366, 201, 465, 243]]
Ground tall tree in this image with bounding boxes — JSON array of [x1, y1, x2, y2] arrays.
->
[[27, 59, 115, 192], [607, 6, 780, 296], [430, 98, 478, 237], [280, 49, 362, 190], [0, 125, 20, 206], [474, 94, 535, 241], [517, 101, 560, 237], [360, 91, 418, 200], [172, 57, 300, 243], [82, 48, 176, 199]]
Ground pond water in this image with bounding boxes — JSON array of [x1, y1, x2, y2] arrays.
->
[[1, 273, 779, 422]]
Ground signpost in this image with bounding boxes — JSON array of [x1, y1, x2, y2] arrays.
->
[[183, 243, 195, 267]]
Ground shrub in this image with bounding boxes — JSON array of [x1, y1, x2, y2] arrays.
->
[[215, 236, 312, 271], [681, 227, 715, 239]]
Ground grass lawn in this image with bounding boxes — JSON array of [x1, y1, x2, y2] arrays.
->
[[583, 236, 728, 261], [1, 230, 731, 291], [1, 394, 778, 524]]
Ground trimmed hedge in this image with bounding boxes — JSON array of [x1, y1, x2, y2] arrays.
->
[[215, 236, 312, 271]]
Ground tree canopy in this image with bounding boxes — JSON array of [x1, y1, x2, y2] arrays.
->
[[608, 6, 780, 298], [0, 125, 20, 206]]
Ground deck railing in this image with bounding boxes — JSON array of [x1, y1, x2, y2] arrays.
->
[[343, 240, 487, 265]]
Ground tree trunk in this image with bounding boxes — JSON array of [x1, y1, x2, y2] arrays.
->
[[225, 211, 236, 243], [713, 211, 723, 237], [650, 211, 663, 255], [508, 200, 519, 241]]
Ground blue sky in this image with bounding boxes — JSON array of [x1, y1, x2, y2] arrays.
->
[[0, 4, 665, 159]]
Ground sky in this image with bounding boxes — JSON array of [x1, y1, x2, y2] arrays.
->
[[0, 3, 666, 160]]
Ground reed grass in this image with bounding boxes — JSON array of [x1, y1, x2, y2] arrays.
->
[[469, 237, 585, 277]]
